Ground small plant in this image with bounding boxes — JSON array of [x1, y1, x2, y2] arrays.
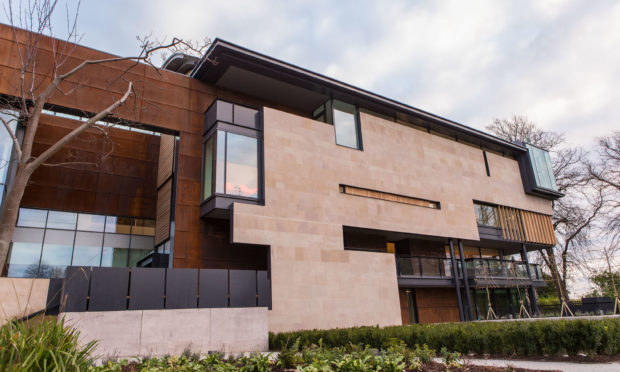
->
[[408, 357, 423, 371], [440, 347, 462, 369], [413, 344, 435, 363], [276, 337, 303, 369], [331, 353, 374, 372], [241, 352, 272, 372], [181, 346, 201, 361], [376, 353, 406, 372], [0, 316, 96, 371]]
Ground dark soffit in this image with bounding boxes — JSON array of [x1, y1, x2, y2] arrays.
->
[[191, 39, 526, 156]]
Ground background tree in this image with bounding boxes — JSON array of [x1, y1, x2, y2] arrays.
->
[[486, 115, 603, 302], [588, 132, 620, 240], [0, 0, 209, 273]]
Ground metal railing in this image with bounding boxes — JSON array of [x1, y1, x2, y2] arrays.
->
[[396, 255, 542, 281]]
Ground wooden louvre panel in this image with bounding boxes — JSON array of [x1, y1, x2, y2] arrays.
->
[[155, 178, 172, 245], [157, 134, 175, 188], [340, 185, 439, 209], [518, 210, 557, 246]]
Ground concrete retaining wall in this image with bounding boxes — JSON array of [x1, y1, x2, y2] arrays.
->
[[62, 307, 268, 359], [0, 277, 49, 325]]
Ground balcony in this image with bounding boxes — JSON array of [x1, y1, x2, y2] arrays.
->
[[396, 255, 544, 287]]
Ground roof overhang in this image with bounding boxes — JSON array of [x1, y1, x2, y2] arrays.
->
[[191, 39, 526, 156]]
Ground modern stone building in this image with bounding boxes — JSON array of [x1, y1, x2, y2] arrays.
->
[[0, 24, 561, 333]]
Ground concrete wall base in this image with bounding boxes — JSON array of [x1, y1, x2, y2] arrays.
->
[[62, 307, 268, 359], [0, 277, 49, 325]]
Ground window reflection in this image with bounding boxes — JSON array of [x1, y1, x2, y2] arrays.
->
[[132, 219, 155, 236], [77, 214, 105, 232], [17, 208, 47, 228], [105, 216, 132, 234], [526, 144, 558, 191], [202, 130, 259, 200], [72, 232, 103, 266], [474, 203, 499, 227], [8, 208, 156, 277], [40, 230, 75, 278], [102, 233, 130, 267], [333, 100, 360, 149], [225, 133, 258, 198], [47, 211, 77, 230]]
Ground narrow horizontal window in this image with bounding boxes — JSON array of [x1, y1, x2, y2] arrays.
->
[[340, 185, 440, 209]]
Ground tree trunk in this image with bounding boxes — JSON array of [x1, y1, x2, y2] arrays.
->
[[0, 167, 32, 276], [545, 247, 567, 302]]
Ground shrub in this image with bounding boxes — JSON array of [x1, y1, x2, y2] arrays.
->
[[0, 316, 96, 371], [269, 318, 620, 357]]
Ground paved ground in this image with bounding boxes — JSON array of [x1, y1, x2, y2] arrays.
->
[[463, 358, 620, 372]]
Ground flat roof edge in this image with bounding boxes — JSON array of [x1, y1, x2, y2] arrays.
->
[[192, 39, 526, 153]]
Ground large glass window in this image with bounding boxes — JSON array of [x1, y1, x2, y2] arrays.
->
[[40, 229, 75, 278], [7, 208, 156, 277], [474, 203, 499, 227], [202, 130, 259, 200], [333, 100, 361, 149], [526, 144, 558, 191], [6, 227, 44, 278]]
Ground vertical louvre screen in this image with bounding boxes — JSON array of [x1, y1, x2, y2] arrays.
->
[[496, 205, 556, 245], [155, 134, 175, 245], [155, 178, 172, 245]]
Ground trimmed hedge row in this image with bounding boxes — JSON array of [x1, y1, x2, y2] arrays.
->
[[269, 318, 620, 356]]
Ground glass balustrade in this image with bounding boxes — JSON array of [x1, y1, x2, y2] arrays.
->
[[397, 255, 542, 281]]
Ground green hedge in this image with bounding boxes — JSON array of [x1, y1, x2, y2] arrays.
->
[[269, 318, 620, 356]]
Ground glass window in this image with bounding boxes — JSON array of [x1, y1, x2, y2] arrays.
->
[[225, 133, 258, 198], [47, 211, 77, 230], [130, 235, 154, 250], [40, 229, 75, 278], [526, 144, 558, 191], [128, 249, 152, 267], [102, 233, 130, 267], [202, 135, 214, 199], [216, 130, 226, 194], [77, 214, 105, 232], [72, 232, 103, 266], [333, 100, 361, 149], [474, 203, 499, 227], [132, 219, 155, 236], [105, 216, 132, 234], [6, 227, 44, 278], [17, 208, 47, 228]]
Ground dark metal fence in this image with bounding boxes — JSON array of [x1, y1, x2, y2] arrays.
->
[[57, 266, 271, 313]]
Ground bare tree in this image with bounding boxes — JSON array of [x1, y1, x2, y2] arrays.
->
[[486, 115, 602, 303], [588, 132, 620, 240], [486, 115, 564, 151], [0, 0, 210, 274]]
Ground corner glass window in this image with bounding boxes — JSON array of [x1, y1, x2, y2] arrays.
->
[[526, 144, 558, 191], [474, 203, 499, 228], [202, 130, 259, 200], [333, 100, 361, 149]]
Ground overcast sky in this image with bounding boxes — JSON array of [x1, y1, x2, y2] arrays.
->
[[35, 0, 616, 149], [3, 0, 618, 146]]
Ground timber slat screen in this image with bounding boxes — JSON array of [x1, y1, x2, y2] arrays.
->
[[59, 266, 271, 312], [497, 206, 556, 246]]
